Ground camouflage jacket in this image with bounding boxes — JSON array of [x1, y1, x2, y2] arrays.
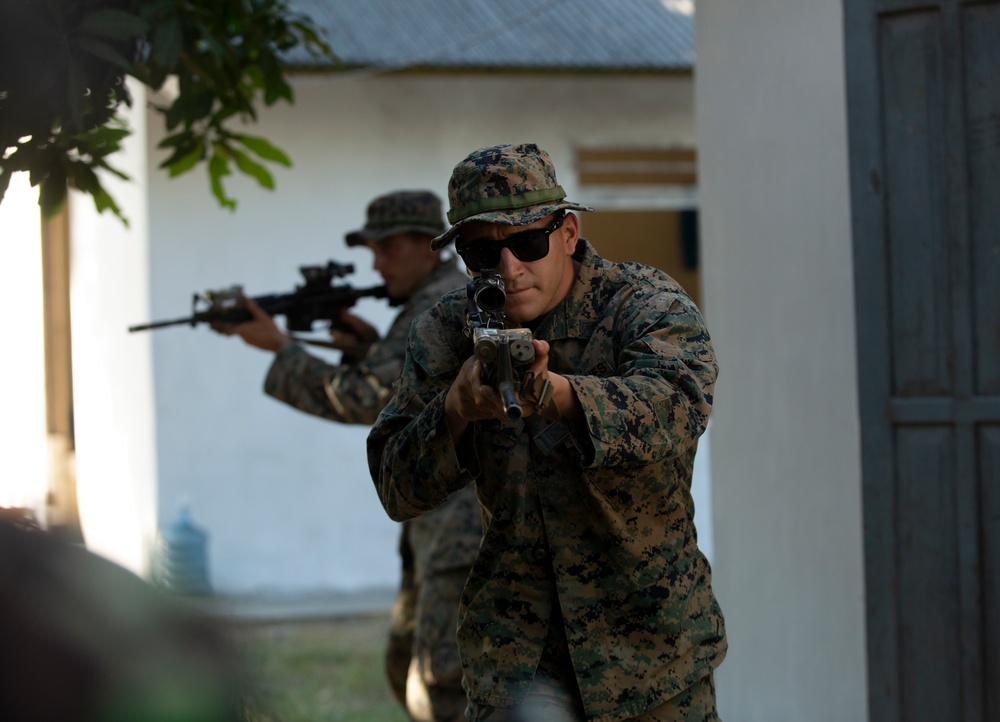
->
[[264, 257, 468, 425], [368, 240, 726, 722]]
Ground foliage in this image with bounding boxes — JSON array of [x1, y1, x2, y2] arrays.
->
[[0, 0, 334, 224]]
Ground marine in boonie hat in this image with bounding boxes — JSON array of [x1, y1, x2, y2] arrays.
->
[[430, 143, 593, 251], [346, 190, 447, 247]]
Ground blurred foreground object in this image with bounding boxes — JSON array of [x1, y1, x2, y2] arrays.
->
[[0, 513, 250, 722]]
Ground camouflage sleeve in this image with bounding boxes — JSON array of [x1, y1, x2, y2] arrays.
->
[[568, 285, 717, 469], [367, 301, 476, 522], [264, 344, 392, 426]]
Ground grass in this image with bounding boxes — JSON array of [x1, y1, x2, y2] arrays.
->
[[231, 614, 409, 722]]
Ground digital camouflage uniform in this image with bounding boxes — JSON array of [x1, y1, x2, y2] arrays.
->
[[263, 191, 482, 722], [368, 146, 726, 722]]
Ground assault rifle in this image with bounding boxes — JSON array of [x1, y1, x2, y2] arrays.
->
[[128, 261, 388, 346], [464, 269, 535, 421]]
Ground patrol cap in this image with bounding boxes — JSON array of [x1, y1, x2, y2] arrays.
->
[[345, 190, 447, 247], [430, 143, 594, 250]]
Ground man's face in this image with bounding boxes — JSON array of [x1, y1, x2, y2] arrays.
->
[[457, 212, 579, 325], [365, 233, 439, 302]]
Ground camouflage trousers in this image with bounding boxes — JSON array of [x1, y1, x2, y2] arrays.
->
[[471, 672, 719, 722], [386, 564, 469, 722]]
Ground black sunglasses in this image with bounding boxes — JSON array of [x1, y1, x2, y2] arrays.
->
[[457, 213, 566, 272]]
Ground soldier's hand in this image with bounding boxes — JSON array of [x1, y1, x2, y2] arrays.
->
[[521, 339, 583, 425], [444, 356, 508, 444], [224, 298, 291, 352], [328, 310, 379, 363]]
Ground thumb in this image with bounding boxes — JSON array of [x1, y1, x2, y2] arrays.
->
[[245, 297, 271, 321]]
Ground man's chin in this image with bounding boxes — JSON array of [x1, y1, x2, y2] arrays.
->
[[504, 303, 534, 326]]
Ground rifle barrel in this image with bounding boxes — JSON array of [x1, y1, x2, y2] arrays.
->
[[496, 339, 522, 421], [128, 317, 196, 332]]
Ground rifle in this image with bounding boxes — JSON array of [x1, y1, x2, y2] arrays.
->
[[464, 269, 535, 421], [128, 261, 388, 347]]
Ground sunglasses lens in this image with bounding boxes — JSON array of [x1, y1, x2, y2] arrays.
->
[[458, 215, 562, 271], [459, 243, 499, 272], [508, 231, 549, 262]]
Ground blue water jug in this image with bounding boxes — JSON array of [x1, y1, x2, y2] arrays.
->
[[154, 507, 212, 595]]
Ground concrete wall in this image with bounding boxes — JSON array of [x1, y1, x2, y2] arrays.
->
[[0, 174, 48, 519], [695, 2, 869, 720], [140, 73, 698, 598], [69, 81, 160, 574]]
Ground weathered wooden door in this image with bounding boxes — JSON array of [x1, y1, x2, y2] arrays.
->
[[844, 1, 1000, 721]]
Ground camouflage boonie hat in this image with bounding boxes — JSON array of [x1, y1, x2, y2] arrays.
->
[[346, 190, 447, 247], [430, 143, 594, 250]]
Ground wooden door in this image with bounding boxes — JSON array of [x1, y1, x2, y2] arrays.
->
[[844, 1, 1000, 720]]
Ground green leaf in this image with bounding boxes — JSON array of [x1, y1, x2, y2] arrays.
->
[[75, 123, 132, 156], [88, 126, 132, 146], [189, 90, 216, 122], [163, 99, 185, 131], [91, 185, 126, 223], [65, 58, 89, 132], [76, 9, 148, 40], [3, 0, 329, 219], [62, 161, 129, 226], [233, 135, 291, 166], [229, 146, 274, 189], [208, 151, 236, 210], [39, 168, 68, 219], [93, 159, 131, 183], [200, 34, 230, 60], [73, 37, 134, 72], [292, 24, 336, 61], [164, 140, 205, 177], [137, 0, 177, 21], [70, 164, 101, 195], [151, 16, 185, 67], [157, 131, 193, 149]]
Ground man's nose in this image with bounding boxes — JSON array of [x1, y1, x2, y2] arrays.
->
[[496, 246, 521, 275]]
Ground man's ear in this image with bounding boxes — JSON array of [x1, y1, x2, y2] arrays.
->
[[561, 213, 580, 254]]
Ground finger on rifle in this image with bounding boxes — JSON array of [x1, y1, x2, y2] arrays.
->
[[245, 297, 271, 320], [530, 338, 551, 375], [338, 309, 380, 343]]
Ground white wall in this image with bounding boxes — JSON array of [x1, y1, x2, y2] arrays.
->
[[696, 2, 869, 720], [0, 174, 48, 520], [70, 80, 159, 574], [141, 74, 696, 597]]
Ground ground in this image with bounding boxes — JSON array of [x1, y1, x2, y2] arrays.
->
[[230, 613, 409, 722]]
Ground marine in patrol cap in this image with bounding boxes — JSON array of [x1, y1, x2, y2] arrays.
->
[[431, 143, 594, 251], [345, 190, 447, 247]]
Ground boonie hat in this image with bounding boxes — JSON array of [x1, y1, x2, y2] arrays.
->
[[431, 143, 594, 250], [345, 190, 447, 247]]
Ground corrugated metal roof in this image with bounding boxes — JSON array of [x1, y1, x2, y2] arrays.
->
[[287, 0, 694, 72]]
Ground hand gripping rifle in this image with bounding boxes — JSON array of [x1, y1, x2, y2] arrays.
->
[[128, 261, 388, 346], [464, 269, 535, 421]]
